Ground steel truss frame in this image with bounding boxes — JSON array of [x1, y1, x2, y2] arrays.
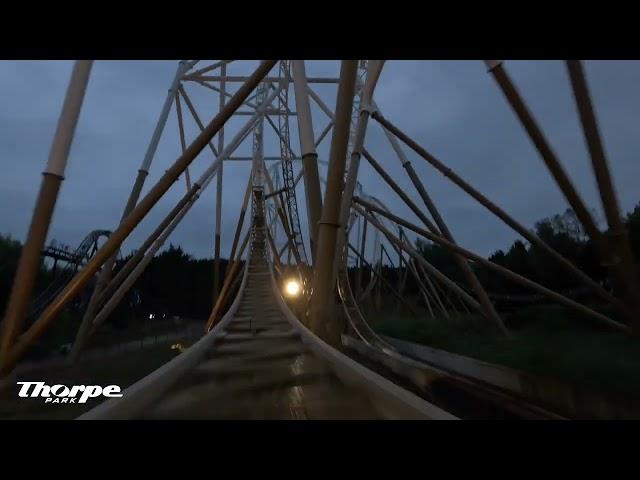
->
[[2, 59, 638, 378]]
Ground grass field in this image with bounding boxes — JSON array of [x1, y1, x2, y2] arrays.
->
[[0, 341, 187, 420], [368, 304, 640, 399]]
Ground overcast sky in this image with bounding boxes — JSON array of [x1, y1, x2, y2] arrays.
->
[[1, 60, 639, 263]]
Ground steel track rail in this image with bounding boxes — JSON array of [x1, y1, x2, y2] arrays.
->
[[267, 263, 456, 420], [77, 253, 455, 419], [76, 262, 250, 420]]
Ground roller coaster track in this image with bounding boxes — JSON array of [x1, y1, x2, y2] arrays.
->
[[30, 230, 112, 321], [78, 191, 455, 420], [5, 59, 636, 421], [336, 203, 392, 350], [335, 190, 406, 350]]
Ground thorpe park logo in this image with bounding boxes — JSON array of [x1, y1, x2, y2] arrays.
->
[[17, 382, 123, 404]]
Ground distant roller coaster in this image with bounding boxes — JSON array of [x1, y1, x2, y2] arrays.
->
[[31, 230, 112, 321]]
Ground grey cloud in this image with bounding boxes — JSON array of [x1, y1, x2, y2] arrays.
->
[[1, 60, 639, 262]]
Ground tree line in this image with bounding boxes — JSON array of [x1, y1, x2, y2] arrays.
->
[[1, 201, 639, 351], [416, 202, 640, 302]]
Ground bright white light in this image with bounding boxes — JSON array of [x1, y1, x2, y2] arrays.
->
[[284, 280, 301, 297], [149, 314, 153, 319]]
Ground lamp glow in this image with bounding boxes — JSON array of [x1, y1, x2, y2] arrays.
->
[[284, 279, 301, 297]]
